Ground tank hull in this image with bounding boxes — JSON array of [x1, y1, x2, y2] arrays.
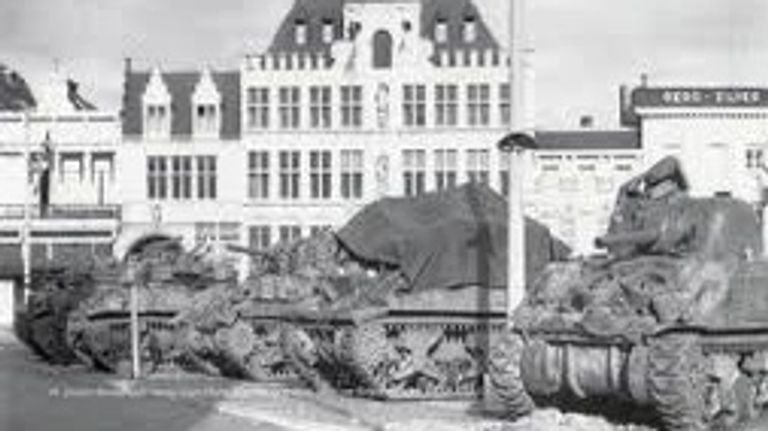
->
[[280, 285, 509, 399]]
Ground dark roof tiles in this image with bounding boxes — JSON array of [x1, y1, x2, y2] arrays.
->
[[122, 70, 240, 139], [268, 0, 498, 54]]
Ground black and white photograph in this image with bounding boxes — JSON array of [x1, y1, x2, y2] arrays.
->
[[1, 0, 768, 430]]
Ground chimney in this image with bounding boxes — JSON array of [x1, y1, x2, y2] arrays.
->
[[124, 57, 132, 74], [579, 115, 594, 129], [640, 73, 649, 87], [619, 84, 638, 127]]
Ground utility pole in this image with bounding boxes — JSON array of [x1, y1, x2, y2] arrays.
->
[[501, 0, 534, 322], [22, 111, 32, 309], [127, 258, 141, 380]]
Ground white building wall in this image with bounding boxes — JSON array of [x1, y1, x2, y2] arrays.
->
[[638, 109, 768, 204]]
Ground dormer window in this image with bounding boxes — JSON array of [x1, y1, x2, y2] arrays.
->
[[295, 19, 307, 46], [435, 19, 448, 43], [191, 68, 221, 138], [143, 67, 171, 138], [145, 104, 169, 136], [322, 20, 334, 44], [463, 16, 477, 43], [195, 103, 218, 135]]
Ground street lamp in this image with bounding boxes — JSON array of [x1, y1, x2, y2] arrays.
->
[[497, 132, 537, 323]]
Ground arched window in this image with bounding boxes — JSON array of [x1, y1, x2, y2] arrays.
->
[[372, 30, 393, 69]]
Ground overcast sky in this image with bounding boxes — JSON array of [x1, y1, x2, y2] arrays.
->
[[2, 0, 767, 128]]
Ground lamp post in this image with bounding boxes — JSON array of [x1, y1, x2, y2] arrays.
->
[[500, 0, 535, 324], [498, 133, 537, 322], [22, 112, 31, 309], [123, 258, 141, 379]]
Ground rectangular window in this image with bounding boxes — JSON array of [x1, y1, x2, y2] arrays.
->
[[247, 87, 270, 129], [435, 84, 458, 126], [341, 86, 363, 128], [146, 104, 168, 135], [171, 155, 192, 199], [309, 86, 331, 129], [196, 155, 217, 199], [147, 156, 168, 200], [279, 86, 301, 129], [403, 149, 426, 196], [434, 149, 457, 191], [309, 225, 332, 237], [466, 149, 490, 184], [249, 225, 272, 250], [467, 84, 490, 126], [60, 153, 83, 183], [310, 150, 332, 199], [279, 225, 302, 243], [218, 222, 241, 245], [499, 83, 511, 126], [403, 84, 426, 127], [279, 150, 301, 199], [340, 149, 364, 199], [91, 152, 115, 183], [248, 151, 270, 199], [195, 104, 218, 134], [747, 148, 765, 169]]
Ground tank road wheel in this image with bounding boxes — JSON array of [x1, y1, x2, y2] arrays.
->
[[647, 334, 707, 431], [280, 323, 332, 393], [341, 322, 394, 398], [485, 331, 534, 420]]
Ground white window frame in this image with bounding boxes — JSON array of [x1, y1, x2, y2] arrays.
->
[[435, 84, 458, 127], [466, 149, 490, 184], [310, 150, 332, 199], [248, 151, 270, 199], [340, 149, 364, 199], [279, 150, 301, 199], [403, 84, 426, 127], [196, 155, 217, 199], [340, 86, 362, 128], [247, 87, 270, 130], [310, 86, 332, 129], [467, 84, 490, 126], [403, 149, 426, 196], [279, 86, 301, 129], [249, 225, 272, 250], [434, 149, 457, 191]]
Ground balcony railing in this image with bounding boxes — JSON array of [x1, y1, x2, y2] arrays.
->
[[0, 204, 121, 220]]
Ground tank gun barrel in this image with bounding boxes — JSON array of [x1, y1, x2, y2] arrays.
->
[[594, 227, 660, 250], [225, 244, 266, 257]]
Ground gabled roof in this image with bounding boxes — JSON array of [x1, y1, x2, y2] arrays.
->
[[535, 130, 640, 151], [122, 69, 240, 139], [268, 0, 498, 54]]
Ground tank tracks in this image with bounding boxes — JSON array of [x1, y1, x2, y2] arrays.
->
[[282, 312, 508, 400]]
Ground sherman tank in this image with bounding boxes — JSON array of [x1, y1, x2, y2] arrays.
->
[[66, 237, 237, 375], [272, 183, 570, 399], [171, 229, 353, 382], [22, 236, 236, 375], [486, 156, 768, 430]]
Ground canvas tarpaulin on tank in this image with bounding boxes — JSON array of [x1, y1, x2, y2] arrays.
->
[[336, 183, 571, 291]]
